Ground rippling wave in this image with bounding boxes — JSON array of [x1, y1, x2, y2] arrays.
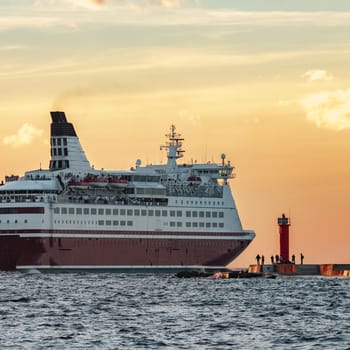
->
[[0, 273, 349, 349]]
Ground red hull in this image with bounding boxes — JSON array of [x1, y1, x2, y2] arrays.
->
[[0, 233, 252, 271]]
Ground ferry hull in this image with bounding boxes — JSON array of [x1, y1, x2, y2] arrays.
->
[[0, 233, 252, 272]]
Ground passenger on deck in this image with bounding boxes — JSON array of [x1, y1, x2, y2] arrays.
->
[[256, 254, 261, 265]]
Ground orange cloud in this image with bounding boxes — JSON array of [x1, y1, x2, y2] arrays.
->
[[302, 69, 334, 82], [90, 0, 105, 5], [300, 88, 350, 130], [3, 124, 44, 148]]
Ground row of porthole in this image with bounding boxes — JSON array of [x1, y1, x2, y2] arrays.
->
[[0, 219, 28, 224], [54, 220, 134, 227], [170, 222, 224, 228], [175, 199, 224, 206], [54, 207, 225, 219]]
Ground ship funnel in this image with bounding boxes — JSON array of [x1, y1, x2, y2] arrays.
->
[[49, 111, 91, 172]]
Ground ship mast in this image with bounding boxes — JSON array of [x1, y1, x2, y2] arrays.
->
[[161, 125, 185, 170]]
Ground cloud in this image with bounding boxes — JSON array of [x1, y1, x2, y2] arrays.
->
[[300, 88, 350, 131], [69, 0, 105, 9], [3, 124, 44, 148], [302, 69, 334, 82], [0, 45, 27, 51], [155, 0, 182, 7]]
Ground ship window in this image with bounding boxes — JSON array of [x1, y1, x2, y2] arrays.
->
[[120, 220, 126, 226], [98, 209, 104, 215], [219, 223, 224, 228], [63, 138, 67, 146], [199, 211, 204, 218], [141, 210, 147, 216], [219, 212, 224, 218], [65, 160, 70, 168], [162, 210, 167, 217], [84, 208, 89, 215], [98, 220, 104, 225], [134, 209, 140, 216], [176, 211, 182, 217], [76, 208, 82, 215], [61, 207, 67, 214], [58, 148, 62, 156], [192, 222, 198, 228], [127, 209, 133, 216], [113, 220, 119, 226], [120, 209, 126, 216], [58, 160, 63, 169], [212, 212, 217, 218], [170, 211, 175, 217], [177, 222, 182, 227], [105, 209, 111, 215], [113, 209, 118, 215], [186, 222, 191, 227], [64, 148, 68, 156], [213, 222, 218, 228], [53, 149, 57, 156], [148, 210, 154, 216], [127, 221, 133, 226], [206, 212, 211, 218], [54, 207, 60, 214], [106, 220, 111, 226], [69, 208, 75, 215], [91, 208, 97, 215], [206, 223, 211, 228], [52, 138, 56, 146], [192, 211, 198, 218], [155, 210, 160, 217], [186, 211, 191, 217], [57, 139, 61, 146], [199, 222, 204, 228], [170, 222, 175, 227]]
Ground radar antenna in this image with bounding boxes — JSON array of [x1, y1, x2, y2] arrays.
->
[[160, 125, 185, 170]]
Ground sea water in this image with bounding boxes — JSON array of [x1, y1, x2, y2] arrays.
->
[[0, 272, 349, 349]]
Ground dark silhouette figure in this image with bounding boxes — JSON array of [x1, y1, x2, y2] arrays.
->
[[275, 254, 279, 263], [261, 255, 265, 265], [300, 253, 304, 265], [271, 255, 274, 264], [292, 254, 295, 264], [256, 254, 261, 265]]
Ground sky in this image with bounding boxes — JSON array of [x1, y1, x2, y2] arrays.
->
[[1, 0, 350, 267]]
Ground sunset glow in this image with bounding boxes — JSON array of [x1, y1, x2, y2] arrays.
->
[[1, 0, 350, 267]]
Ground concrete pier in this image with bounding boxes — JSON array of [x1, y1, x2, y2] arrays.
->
[[248, 264, 350, 276]]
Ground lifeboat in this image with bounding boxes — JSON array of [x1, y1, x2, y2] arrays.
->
[[108, 177, 128, 188], [85, 175, 108, 188], [68, 180, 89, 190]]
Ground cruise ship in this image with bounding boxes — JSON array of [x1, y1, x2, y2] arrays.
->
[[0, 112, 255, 271]]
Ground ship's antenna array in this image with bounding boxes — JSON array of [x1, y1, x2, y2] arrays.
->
[[161, 125, 185, 169]]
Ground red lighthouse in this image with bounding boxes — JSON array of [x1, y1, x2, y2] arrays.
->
[[278, 214, 290, 263]]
